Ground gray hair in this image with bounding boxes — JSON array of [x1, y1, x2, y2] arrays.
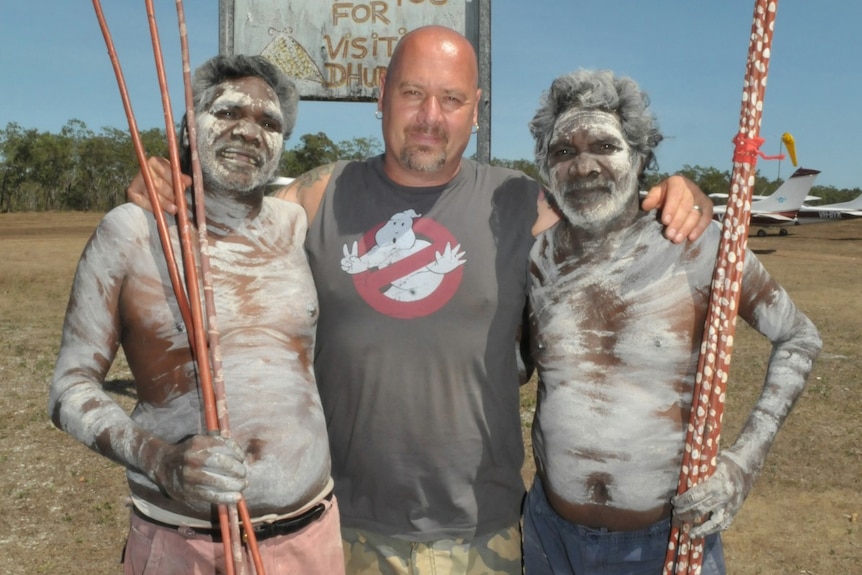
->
[[529, 69, 662, 185], [192, 54, 298, 138], [178, 54, 298, 173]]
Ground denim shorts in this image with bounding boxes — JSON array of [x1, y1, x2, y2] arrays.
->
[[523, 478, 726, 575]]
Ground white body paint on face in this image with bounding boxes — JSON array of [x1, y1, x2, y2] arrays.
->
[[196, 77, 284, 195], [546, 109, 640, 232]]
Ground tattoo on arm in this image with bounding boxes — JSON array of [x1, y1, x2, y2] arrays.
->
[[295, 162, 335, 190]]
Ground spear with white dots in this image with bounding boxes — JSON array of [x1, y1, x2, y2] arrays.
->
[[664, 1, 781, 572]]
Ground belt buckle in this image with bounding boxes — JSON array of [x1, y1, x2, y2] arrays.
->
[[245, 520, 274, 543]]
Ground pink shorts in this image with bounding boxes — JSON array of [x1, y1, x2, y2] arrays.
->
[[122, 496, 345, 575]]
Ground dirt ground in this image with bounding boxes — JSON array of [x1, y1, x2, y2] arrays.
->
[[0, 211, 859, 574]]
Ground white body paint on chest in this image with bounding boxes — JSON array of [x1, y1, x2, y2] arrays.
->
[[530, 214, 811, 513], [52, 199, 329, 514], [531, 218, 708, 511]]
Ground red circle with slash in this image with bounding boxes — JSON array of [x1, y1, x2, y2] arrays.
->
[[351, 218, 464, 319]]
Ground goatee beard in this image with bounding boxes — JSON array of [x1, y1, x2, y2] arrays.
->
[[399, 125, 448, 172], [400, 145, 447, 173]]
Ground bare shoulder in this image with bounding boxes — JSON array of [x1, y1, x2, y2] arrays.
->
[[274, 162, 337, 223], [92, 203, 152, 243], [261, 196, 309, 240]]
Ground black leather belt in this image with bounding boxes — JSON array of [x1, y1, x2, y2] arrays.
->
[[133, 494, 331, 542]]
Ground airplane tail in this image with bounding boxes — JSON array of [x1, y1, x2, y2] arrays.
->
[[750, 167, 820, 214]]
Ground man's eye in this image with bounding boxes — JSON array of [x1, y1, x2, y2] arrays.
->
[[214, 109, 234, 119], [440, 98, 463, 112], [552, 148, 571, 157]]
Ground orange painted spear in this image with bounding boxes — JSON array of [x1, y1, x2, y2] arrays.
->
[[663, 1, 782, 573], [90, 1, 192, 336], [169, 0, 266, 573], [139, 1, 245, 571], [90, 1, 264, 572]]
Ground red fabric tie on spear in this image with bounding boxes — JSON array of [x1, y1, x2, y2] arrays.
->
[[664, 1, 781, 573]]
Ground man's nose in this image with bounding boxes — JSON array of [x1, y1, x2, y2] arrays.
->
[[231, 119, 261, 144], [569, 153, 600, 177], [417, 95, 443, 124]]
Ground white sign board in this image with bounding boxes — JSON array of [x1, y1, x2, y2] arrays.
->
[[220, 0, 478, 101]]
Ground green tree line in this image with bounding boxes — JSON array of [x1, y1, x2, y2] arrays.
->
[[1, 120, 858, 213], [0, 121, 382, 213]]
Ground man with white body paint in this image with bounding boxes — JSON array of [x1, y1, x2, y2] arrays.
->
[[49, 55, 344, 574], [128, 27, 718, 574], [523, 70, 821, 574]]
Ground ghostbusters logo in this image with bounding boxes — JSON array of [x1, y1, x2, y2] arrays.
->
[[341, 210, 466, 319]]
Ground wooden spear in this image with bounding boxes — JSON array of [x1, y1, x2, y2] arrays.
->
[[90, 0, 192, 335], [664, 1, 781, 573], [90, 1, 265, 572], [169, 0, 266, 572]]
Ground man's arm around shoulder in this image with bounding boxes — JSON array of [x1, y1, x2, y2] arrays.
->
[[274, 162, 337, 225]]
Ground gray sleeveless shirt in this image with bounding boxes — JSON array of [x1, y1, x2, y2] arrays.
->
[[305, 155, 539, 539]]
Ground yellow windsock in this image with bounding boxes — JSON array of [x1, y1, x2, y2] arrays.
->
[[782, 132, 797, 166]]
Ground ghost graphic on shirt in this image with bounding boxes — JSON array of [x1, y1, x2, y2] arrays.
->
[[341, 209, 466, 302]]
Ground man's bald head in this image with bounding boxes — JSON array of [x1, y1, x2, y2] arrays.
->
[[387, 26, 479, 91]]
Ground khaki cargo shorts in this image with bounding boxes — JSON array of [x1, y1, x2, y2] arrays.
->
[[342, 522, 522, 575]]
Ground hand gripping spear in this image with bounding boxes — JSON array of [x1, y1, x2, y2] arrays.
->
[[663, 1, 782, 573], [91, 1, 265, 573]]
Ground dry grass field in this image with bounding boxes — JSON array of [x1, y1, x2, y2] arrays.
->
[[1, 211, 859, 574]]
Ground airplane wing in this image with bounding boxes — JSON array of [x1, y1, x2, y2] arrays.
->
[[795, 189, 862, 224]]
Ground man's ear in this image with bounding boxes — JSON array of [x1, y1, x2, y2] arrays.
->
[[377, 69, 387, 111], [637, 155, 647, 178]]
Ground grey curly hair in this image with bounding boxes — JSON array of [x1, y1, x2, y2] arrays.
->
[[192, 54, 298, 138], [178, 54, 299, 174], [529, 69, 663, 186]]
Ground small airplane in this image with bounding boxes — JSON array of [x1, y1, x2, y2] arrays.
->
[[712, 167, 820, 236], [793, 190, 862, 224]]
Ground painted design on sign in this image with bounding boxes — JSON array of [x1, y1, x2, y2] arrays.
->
[[341, 209, 466, 319], [262, 28, 325, 84]]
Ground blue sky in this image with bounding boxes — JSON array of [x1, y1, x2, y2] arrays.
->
[[2, 1, 860, 190]]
